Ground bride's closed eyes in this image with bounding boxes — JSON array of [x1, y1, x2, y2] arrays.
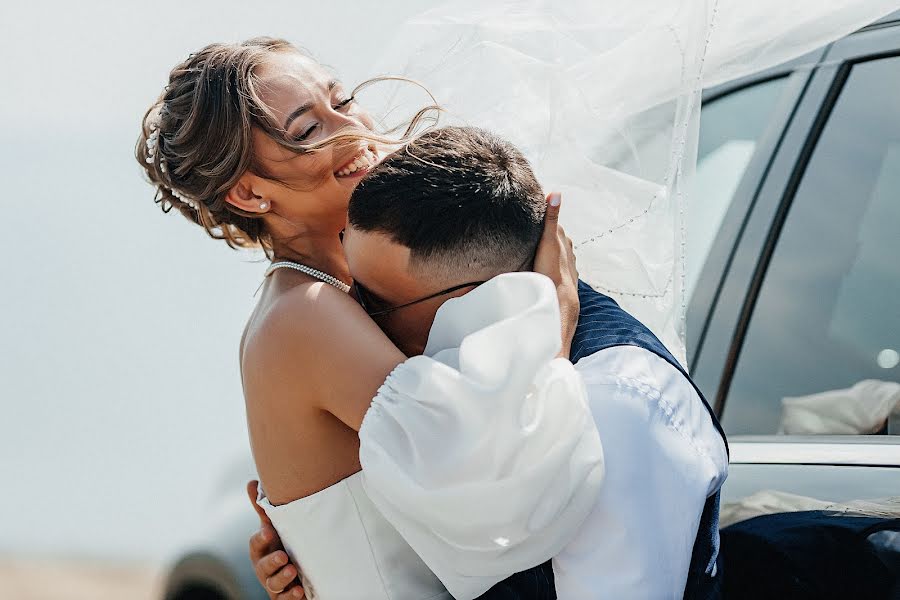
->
[[292, 94, 357, 142]]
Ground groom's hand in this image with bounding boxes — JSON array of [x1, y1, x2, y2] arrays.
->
[[247, 480, 305, 599]]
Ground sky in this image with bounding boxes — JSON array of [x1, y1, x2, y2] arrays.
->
[[0, 0, 417, 562]]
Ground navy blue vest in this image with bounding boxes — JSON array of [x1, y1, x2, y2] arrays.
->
[[479, 281, 728, 600], [720, 511, 900, 599]]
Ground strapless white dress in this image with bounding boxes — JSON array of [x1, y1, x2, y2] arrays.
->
[[258, 472, 450, 600], [258, 273, 605, 600]]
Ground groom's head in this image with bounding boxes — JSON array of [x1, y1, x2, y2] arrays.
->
[[343, 126, 546, 355]]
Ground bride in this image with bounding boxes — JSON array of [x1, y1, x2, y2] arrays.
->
[[138, 37, 594, 600]]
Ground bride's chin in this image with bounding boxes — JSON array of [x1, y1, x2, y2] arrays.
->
[[331, 190, 353, 213], [333, 169, 371, 188]]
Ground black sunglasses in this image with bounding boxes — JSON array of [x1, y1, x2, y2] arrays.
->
[[353, 280, 486, 317]]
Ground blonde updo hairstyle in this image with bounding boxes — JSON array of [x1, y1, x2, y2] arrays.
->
[[136, 37, 438, 255]]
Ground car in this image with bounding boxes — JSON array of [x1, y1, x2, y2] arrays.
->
[[161, 12, 900, 599], [689, 12, 900, 511]]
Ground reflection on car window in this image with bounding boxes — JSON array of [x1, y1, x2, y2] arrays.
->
[[724, 57, 900, 437], [687, 78, 788, 300]]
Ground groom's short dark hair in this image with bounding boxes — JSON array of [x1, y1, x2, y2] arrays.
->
[[348, 126, 546, 279]]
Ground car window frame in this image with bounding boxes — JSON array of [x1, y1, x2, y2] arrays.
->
[[687, 57, 823, 367], [694, 24, 900, 454]]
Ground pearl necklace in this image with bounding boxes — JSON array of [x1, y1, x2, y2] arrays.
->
[[264, 261, 351, 293]]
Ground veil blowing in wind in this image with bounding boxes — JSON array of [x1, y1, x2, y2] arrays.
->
[[368, 0, 899, 365]]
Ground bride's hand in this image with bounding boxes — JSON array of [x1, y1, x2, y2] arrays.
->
[[247, 481, 305, 599], [533, 192, 579, 358]]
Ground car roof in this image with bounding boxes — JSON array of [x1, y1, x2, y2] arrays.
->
[[704, 12, 900, 101], [872, 9, 900, 27]]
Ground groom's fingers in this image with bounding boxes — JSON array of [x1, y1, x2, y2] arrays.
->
[[264, 556, 297, 589], [249, 526, 270, 559], [277, 585, 305, 599], [250, 530, 283, 578], [266, 561, 301, 597], [255, 546, 303, 599], [245, 480, 303, 598], [247, 480, 274, 526], [249, 521, 280, 566]]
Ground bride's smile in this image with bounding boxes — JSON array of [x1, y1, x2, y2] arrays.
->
[[333, 145, 378, 178]]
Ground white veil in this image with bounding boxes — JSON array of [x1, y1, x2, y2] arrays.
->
[[367, 0, 899, 365]]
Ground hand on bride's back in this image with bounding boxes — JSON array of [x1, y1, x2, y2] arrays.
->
[[247, 481, 305, 599], [533, 192, 579, 357]]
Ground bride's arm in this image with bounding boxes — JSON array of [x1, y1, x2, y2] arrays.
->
[[356, 270, 601, 600], [246, 196, 579, 597], [249, 272, 595, 600], [245, 194, 579, 435]]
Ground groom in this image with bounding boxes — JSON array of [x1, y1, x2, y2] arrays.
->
[[249, 126, 728, 599]]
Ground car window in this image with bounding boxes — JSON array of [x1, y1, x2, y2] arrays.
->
[[723, 56, 900, 437], [687, 78, 788, 301]]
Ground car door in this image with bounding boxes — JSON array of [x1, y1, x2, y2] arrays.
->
[[691, 23, 900, 504], [687, 52, 826, 364]]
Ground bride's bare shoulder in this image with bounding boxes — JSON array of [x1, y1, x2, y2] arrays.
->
[[245, 279, 399, 380], [243, 281, 362, 364], [241, 278, 404, 428]]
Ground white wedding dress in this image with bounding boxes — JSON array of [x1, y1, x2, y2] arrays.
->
[[258, 472, 450, 600], [259, 274, 604, 600]]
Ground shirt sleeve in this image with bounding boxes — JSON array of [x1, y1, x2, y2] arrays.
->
[[553, 346, 728, 599], [358, 273, 605, 600]]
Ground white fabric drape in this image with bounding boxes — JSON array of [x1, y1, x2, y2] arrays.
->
[[359, 273, 605, 600], [780, 380, 900, 435], [367, 0, 899, 365]]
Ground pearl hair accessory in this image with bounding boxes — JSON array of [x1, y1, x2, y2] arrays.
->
[[145, 125, 159, 165], [146, 119, 199, 211], [171, 188, 199, 211], [145, 121, 169, 173]]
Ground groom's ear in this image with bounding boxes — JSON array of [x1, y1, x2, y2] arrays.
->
[[225, 173, 267, 214]]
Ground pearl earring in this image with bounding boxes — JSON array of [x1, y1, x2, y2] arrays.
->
[[259, 202, 269, 211]]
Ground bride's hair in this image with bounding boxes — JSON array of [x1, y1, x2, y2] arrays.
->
[[136, 37, 439, 254]]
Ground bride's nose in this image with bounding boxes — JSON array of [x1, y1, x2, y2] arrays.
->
[[326, 108, 366, 134]]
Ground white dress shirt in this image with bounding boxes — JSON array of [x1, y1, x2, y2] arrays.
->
[[553, 344, 728, 599]]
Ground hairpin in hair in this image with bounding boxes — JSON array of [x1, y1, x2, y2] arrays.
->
[[169, 187, 198, 211], [146, 124, 160, 165], [147, 114, 196, 210]]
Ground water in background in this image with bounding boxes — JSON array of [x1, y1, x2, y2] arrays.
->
[[0, 0, 416, 562]]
